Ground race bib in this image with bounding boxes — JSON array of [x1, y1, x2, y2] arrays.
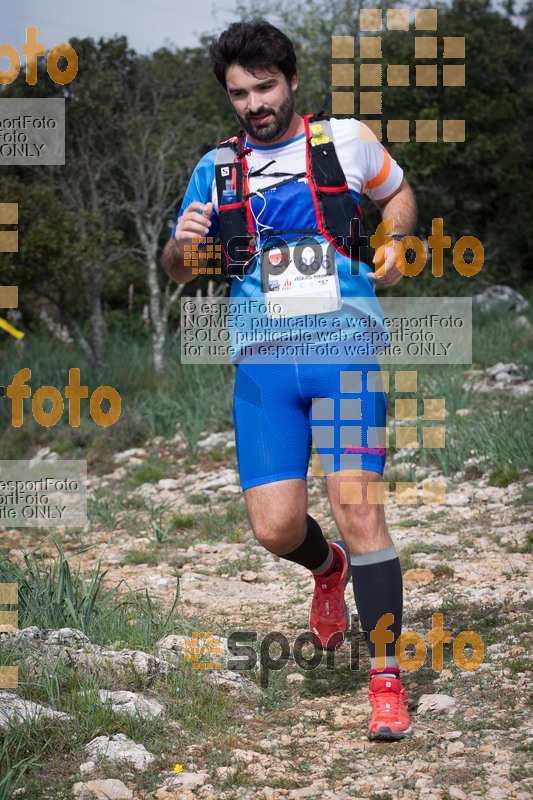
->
[[261, 239, 342, 318]]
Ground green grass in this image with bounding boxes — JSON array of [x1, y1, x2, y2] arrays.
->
[[122, 548, 161, 566], [0, 731, 43, 800], [488, 464, 522, 487], [0, 538, 264, 799], [215, 546, 262, 577], [0, 535, 181, 647], [88, 490, 124, 529], [0, 329, 234, 462], [511, 484, 533, 507], [129, 459, 169, 486], [0, 658, 247, 800], [504, 530, 533, 554], [433, 563, 455, 578], [472, 302, 533, 371], [398, 541, 441, 571], [195, 501, 250, 543], [172, 513, 195, 529]]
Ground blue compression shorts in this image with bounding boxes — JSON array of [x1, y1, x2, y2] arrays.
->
[[232, 361, 388, 491]]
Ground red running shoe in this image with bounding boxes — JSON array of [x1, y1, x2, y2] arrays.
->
[[367, 675, 413, 741], [309, 541, 350, 651]]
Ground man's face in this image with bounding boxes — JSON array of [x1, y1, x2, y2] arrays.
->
[[225, 64, 298, 143]]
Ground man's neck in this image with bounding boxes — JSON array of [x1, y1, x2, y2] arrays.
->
[[246, 113, 304, 147]]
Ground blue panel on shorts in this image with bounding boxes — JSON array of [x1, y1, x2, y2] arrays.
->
[[233, 361, 387, 490]]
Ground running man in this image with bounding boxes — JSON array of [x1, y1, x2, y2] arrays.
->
[[163, 20, 417, 740]]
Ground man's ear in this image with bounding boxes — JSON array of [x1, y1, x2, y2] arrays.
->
[[291, 71, 299, 91]]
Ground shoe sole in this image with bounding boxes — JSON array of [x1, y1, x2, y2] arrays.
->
[[310, 540, 352, 652], [367, 725, 414, 741]]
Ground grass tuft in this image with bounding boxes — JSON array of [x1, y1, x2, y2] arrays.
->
[[488, 464, 521, 487]]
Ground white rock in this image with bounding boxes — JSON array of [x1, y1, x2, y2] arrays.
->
[[205, 669, 262, 698], [96, 647, 170, 677], [158, 478, 180, 490], [72, 779, 133, 799], [29, 447, 59, 466], [197, 431, 233, 450], [473, 285, 529, 313], [78, 760, 97, 775], [446, 492, 471, 507], [95, 690, 164, 718], [215, 766, 236, 779], [288, 786, 324, 799], [156, 633, 229, 667], [84, 733, 156, 771], [417, 694, 456, 714], [287, 673, 305, 685], [484, 362, 524, 384], [447, 740, 465, 754], [44, 628, 90, 645], [164, 771, 208, 790], [448, 786, 468, 799], [112, 448, 147, 464], [240, 571, 258, 582], [516, 314, 532, 329], [201, 468, 239, 490], [510, 381, 533, 396], [0, 626, 43, 644], [0, 691, 72, 729], [217, 483, 242, 495]]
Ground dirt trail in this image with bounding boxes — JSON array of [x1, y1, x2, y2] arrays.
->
[[2, 452, 532, 800]]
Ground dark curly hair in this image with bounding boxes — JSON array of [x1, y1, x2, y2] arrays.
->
[[209, 20, 297, 90]]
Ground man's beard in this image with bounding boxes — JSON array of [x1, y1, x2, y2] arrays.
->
[[236, 90, 296, 142]]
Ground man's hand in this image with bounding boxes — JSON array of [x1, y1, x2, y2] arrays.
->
[[174, 201, 213, 244], [367, 240, 405, 287], [162, 201, 213, 284]]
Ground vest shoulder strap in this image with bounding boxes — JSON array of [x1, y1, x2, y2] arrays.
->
[[215, 133, 244, 204], [303, 113, 369, 261], [214, 132, 256, 277]]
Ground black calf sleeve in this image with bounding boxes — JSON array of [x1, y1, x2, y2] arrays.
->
[[276, 514, 330, 571]]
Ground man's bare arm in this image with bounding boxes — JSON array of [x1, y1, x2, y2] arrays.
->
[[162, 201, 214, 284], [375, 177, 417, 236], [368, 178, 418, 287]]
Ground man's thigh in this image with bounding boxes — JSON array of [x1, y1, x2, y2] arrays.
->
[[299, 361, 388, 477], [233, 362, 312, 491]]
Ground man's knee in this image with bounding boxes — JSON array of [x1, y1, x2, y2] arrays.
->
[[251, 513, 307, 554]]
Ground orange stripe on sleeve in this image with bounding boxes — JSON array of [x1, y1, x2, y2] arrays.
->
[[363, 147, 391, 192]]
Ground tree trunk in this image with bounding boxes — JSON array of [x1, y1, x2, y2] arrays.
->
[[90, 293, 107, 372]]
